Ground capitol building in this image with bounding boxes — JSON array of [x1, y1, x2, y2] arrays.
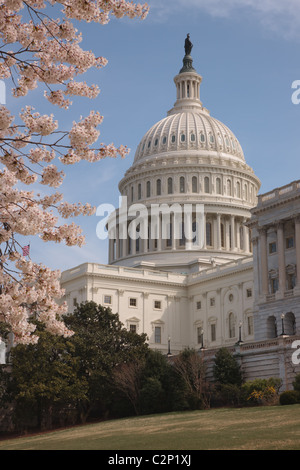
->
[[61, 37, 300, 390]]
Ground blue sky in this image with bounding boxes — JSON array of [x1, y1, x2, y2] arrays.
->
[[8, 0, 300, 273]]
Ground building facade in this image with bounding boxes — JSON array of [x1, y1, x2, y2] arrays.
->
[[61, 40, 300, 390]]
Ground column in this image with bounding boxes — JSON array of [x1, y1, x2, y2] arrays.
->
[[259, 228, 269, 296], [236, 219, 240, 251], [231, 215, 236, 251], [277, 222, 286, 295], [295, 217, 300, 291], [243, 221, 250, 253], [216, 213, 221, 250]]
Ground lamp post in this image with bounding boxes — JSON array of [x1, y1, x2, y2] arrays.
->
[[236, 322, 243, 345], [280, 313, 285, 336], [167, 336, 172, 357]]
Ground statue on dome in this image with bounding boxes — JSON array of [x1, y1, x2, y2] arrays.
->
[[184, 34, 193, 56]]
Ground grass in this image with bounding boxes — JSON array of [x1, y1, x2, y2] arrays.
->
[[0, 405, 300, 450]]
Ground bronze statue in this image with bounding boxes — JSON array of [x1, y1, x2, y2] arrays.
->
[[184, 34, 193, 56]]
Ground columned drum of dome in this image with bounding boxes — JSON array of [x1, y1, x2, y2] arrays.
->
[[112, 38, 261, 273]]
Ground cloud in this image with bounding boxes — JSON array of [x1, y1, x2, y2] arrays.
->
[[148, 0, 300, 40]]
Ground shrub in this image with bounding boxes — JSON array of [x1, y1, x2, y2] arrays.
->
[[241, 378, 282, 406], [279, 390, 300, 406]]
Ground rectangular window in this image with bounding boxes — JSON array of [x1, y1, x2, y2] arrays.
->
[[270, 278, 278, 294], [104, 295, 112, 304], [246, 288, 252, 298], [247, 316, 254, 336], [73, 298, 77, 307], [129, 298, 137, 307], [211, 324, 216, 342], [196, 301, 201, 310], [130, 324, 137, 333], [286, 236, 294, 249], [197, 327, 203, 344], [154, 300, 161, 309], [155, 326, 161, 344], [269, 242, 276, 254], [210, 297, 215, 307]]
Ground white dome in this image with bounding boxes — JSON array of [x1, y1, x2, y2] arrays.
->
[[134, 109, 244, 164]]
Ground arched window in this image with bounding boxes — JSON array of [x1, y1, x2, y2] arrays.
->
[[204, 176, 210, 194], [181, 134, 186, 142], [190, 133, 196, 142], [156, 179, 161, 196], [168, 177, 173, 194], [236, 181, 241, 198], [131, 186, 134, 202], [200, 133, 205, 143], [180, 176, 185, 193], [216, 178, 221, 195], [192, 176, 197, 193], [285, 312, 296, 335], [227, 179, 232, 196], [229, 313, 235, 338], [146, 181, 151, 198]]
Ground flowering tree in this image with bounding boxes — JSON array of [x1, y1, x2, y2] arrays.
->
[[0, 0, 149, 344]]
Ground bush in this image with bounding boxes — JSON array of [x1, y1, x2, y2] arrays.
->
[[279, 390, 300, 406], [241, 378, 282, 406]]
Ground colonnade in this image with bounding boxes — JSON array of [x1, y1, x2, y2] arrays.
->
[[258, 217, 300, 296], [108, 211, 251, 263]]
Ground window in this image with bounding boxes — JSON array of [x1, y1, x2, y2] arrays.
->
[[246, 288, 252, 298], [229, 312, 235, 338], [192, 176, 198, 193], [131, 186, 134, 202], [216, 177, 221, 195], [155, 326, 161, 344], [156, 179, 161, 196], [221, 223, 225, 248], [204, 176, 210, 193], [129, 298, 137, 307], [197, 327, 203, 345], [269, 242, 277, 254], [210, 297, 215, 307], [270, 278, 278, 294], [181, 133, 185, 142], [168, 177, 173, 194], [286, 236, 294, 249], [138, 183, 141, 200], [200, 133, 205, 143], [73, 298, 77, 307], [191, 133, 195, 142], [209, 134, 214, 143], [211, 324, 216, 342], [247, 316, 254, 336], [236, 181, 241, 198], [147, 140, 151, 148], [162, 136, 167, 144], [146, 181, 151, 198], [196, 301, 201, 310], [104, 295, 112, 304], [130, 324, 137, 333], [171, 135, 176, 143], [180, 176, 185, 193], [154, 138, 158, 146], [206, 222, 212, 246], [154, 300, 161, 309], [227, 179, 232, 196]]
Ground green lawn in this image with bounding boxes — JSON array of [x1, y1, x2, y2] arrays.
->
[[1, 405, 300, 450]]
